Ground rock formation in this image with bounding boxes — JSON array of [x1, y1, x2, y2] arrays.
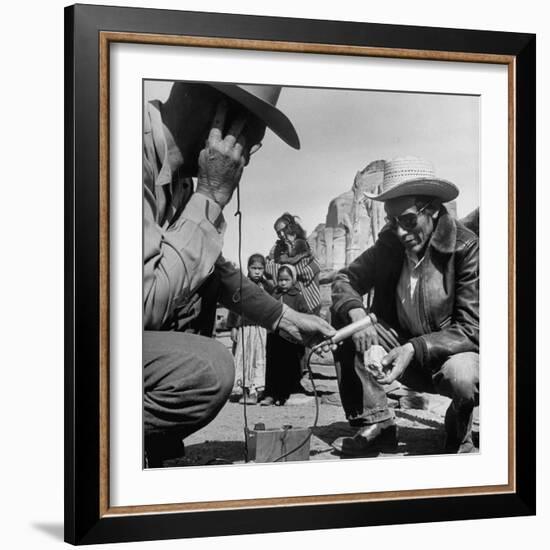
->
[[308, 160, 387, 277]]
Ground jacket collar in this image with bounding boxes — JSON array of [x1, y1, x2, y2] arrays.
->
[[429, 207, 457, 254]]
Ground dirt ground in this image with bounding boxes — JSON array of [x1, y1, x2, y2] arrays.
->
[[165, 394, 479, 467], [162, 333, 479, 467]]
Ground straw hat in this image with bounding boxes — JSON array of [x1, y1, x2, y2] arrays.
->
[[364, 156, 459, 202], [209, 83, 300, 150]]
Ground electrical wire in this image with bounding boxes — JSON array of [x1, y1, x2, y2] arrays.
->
[[234, 183, 249, 463], [233, 183, 324, 464], [273, 343, 323, 462]]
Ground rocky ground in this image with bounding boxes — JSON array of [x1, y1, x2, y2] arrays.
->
[[165, 334, 479, 467], [167, 398, 479, 468]]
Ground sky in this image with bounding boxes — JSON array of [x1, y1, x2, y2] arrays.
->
[[144, 81, 479, 266]]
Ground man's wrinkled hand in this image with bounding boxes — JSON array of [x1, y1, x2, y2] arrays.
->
[[196, 101, 247, 208], [277, 307, 335, 348], [377, 343, 415, 385], [348, 308, 378, 354]]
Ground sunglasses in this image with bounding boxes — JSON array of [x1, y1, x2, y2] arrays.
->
[[385, 202, 431, 231]]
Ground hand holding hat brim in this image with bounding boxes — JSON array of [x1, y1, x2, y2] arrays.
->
[[210, 83, 300, 150]]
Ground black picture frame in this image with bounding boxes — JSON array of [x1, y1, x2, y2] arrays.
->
[[65, 3, 536, 545]]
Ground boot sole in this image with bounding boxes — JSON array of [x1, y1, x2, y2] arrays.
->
[[333, 427, 398, 457]]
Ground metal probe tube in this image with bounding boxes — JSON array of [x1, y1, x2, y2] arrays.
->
[[330, 315, 374, 344]]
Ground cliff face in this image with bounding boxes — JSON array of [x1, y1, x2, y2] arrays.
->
[[308, 160, 387, 279]]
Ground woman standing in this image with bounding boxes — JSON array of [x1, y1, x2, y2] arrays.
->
[[265, 213, 321, 315]]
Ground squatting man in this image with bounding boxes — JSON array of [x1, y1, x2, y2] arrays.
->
[[331, 156, 479, 456], [143, 82, 334, 467]]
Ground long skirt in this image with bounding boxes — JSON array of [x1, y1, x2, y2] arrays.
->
[[233, 325, 267, 394], [264, 333, 305, 402]]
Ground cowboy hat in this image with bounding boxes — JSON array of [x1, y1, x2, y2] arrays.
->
[[364, 156, 459, 202], [209, 83, 300, 150]]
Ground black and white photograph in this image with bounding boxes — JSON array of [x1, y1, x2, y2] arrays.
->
[[142, 79, 480, 469], [58, 2, 537, 546]]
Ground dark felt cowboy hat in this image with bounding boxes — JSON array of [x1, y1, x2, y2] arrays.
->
[[364, 156, 459, 202], [210, 83, 300, 150]]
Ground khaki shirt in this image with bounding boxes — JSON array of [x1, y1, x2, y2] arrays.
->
[[143, 100, 283, 331]]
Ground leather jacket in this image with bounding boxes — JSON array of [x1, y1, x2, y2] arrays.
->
[[332, 207, 479, 372]]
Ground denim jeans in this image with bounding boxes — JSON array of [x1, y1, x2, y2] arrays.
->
[[333, 320, 479, 451]]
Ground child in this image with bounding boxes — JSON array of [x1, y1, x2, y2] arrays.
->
[[261, 265, 309, 406], [227, 254, 273, 405]]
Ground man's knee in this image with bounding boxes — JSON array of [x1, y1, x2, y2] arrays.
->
[[144, 334, 235, 435], [170, 338, 234, 411], [204, 339, 235, 404], [434, 352, 479, 404]]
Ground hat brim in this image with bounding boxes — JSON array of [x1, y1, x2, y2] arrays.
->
[[365, 177, 459, 202], [210, 83, 300, 150]]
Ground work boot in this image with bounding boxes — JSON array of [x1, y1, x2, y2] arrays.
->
[[332, 419, 398, 456], [144, 434, 185, 468], [444, 402, 476, 453]]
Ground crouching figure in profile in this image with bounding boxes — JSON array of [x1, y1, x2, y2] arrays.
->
[[331, 156, 479, 456]]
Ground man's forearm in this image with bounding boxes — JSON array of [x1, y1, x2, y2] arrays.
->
[[216, 258, 283, 329], [348, 307, 367, 322]]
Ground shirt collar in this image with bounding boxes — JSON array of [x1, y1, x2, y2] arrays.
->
[[405, 249, 425, 269]]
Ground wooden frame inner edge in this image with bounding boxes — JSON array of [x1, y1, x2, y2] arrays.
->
[[99, 30, 111, 517], [98, 31, 517, 517], [507, 57, 517, 496]]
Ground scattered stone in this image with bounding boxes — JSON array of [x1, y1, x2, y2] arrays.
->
[[386, 385, 416, 399], [307, 364, 337, 379], [309, 353, 336, 369], [285, 393, 315, 406], [301, 376, 339, 395], [321, 393, 342, 406], [384, 380, 403, 395], [216, 332, 233, 351], [426, 395, 452, 417], [400, 393, 430, 410], [393, 389, 452, 415]]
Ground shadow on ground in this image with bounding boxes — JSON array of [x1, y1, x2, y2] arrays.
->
[[161, 400, 479, 467], [312, 414, 451, 457], [166, 440, 246, 467]]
